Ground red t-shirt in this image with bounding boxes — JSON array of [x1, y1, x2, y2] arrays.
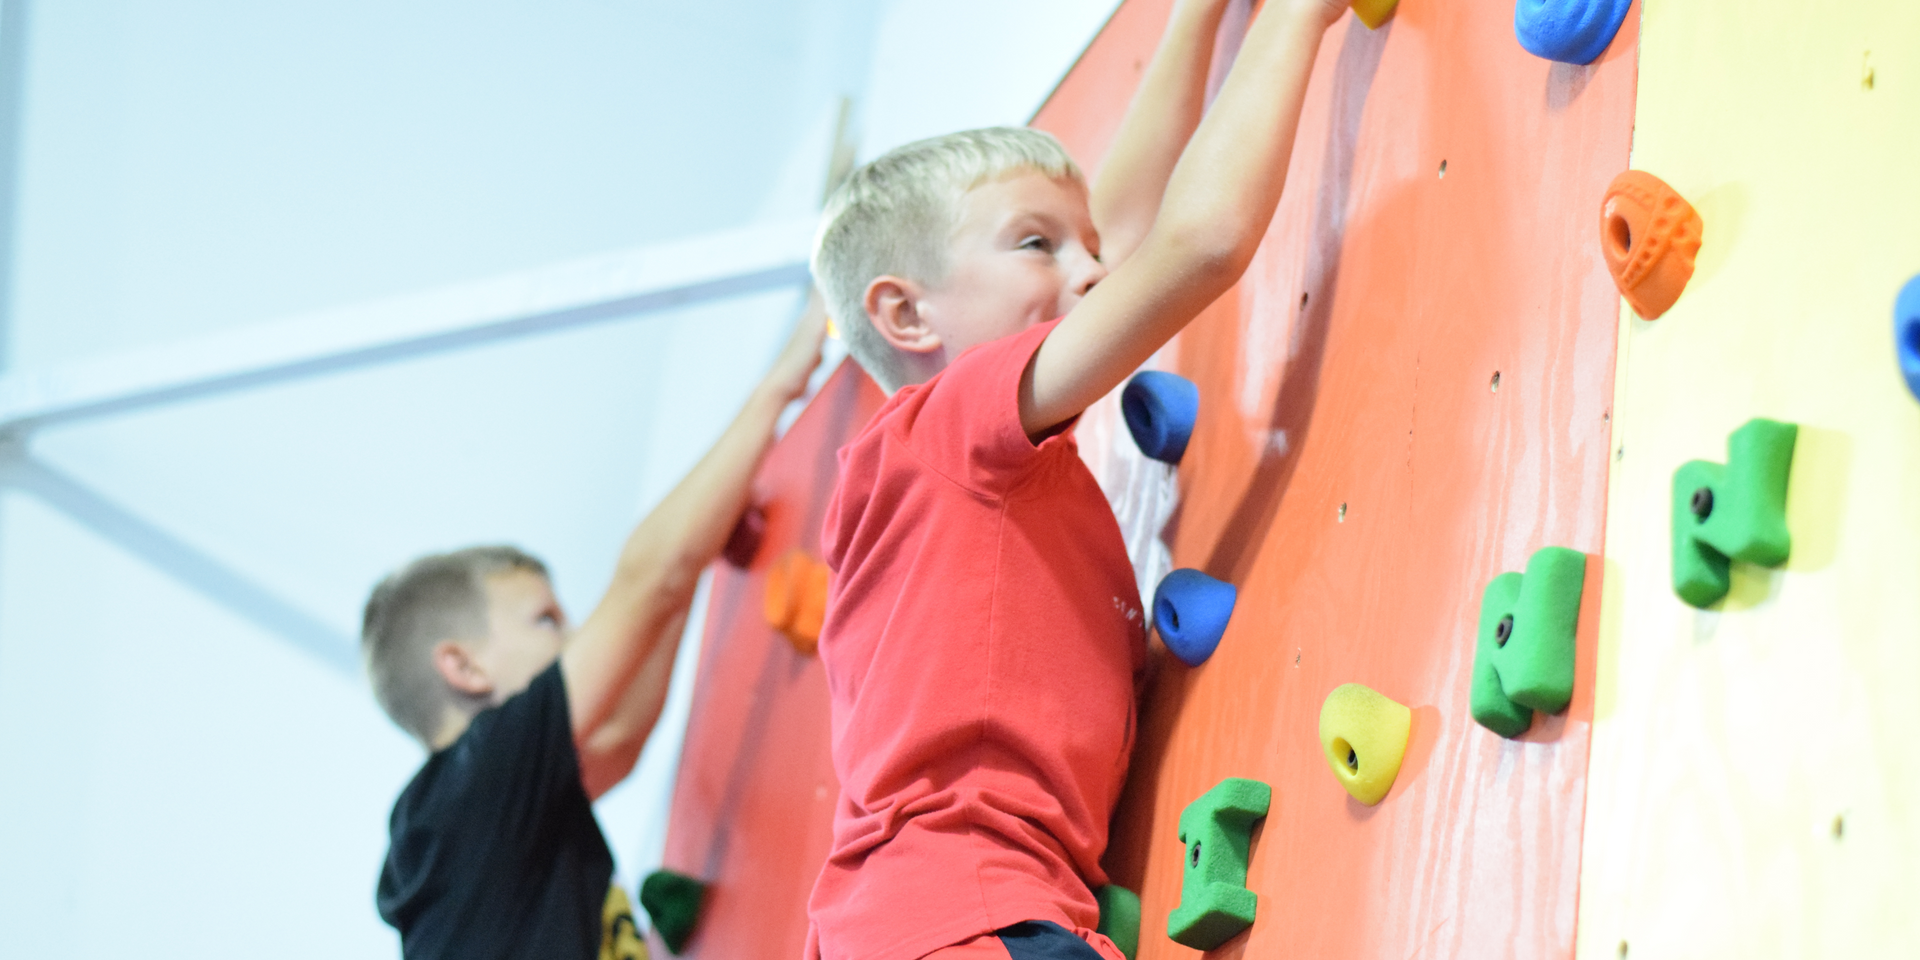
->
[[807, 321, 1148, 960]]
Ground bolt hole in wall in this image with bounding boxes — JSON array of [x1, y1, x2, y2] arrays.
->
[[1490, 370, 1502, 392], [1833, 814, 1846, 839], [1338, 502, 1348, 522], [1438, 158, 1448, 178], [1618, 941, 1629, 959], [1300, 291, 1309, 309]]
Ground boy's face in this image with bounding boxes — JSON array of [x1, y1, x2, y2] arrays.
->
[[913, 169, 1108, 359], [470, 568, 570, 705]]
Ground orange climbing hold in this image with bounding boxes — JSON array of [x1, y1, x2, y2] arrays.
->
[[764, 549, 831, 654], [1600, 170, 1703, 320]]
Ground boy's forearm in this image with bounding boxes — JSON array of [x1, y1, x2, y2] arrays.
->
[[612, 380, 791, 600], [571, 381, 792, 715], [564, 310, 825, 759], [1025, 2, 1338, 433], [1150, 1, 1332, 273], [577, 608, 686, 799], [1089, 0, 1234, 268]]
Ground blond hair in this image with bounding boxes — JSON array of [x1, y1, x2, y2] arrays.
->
[[360, 545, 548, 745], [812, 127, 1084, 391]]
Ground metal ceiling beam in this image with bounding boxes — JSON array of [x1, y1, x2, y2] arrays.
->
[[0, 216, 816, 435], [0, 447, 358, 675]]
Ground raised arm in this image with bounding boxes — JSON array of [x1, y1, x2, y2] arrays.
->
[[563, 304, 827, 799], [1089, 0, 1234, 269], [1023, 0, 1348, 436]]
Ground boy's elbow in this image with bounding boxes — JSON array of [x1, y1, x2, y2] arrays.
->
[[1157, 221, 1259, 293], [578, 734, 644, 800]]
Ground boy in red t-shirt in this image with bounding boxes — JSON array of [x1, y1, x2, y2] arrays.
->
[[807, 1, 1351, 957]]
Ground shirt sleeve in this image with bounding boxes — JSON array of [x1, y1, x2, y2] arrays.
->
[[442, 660, 585, 836], [377, 660, 603, 937], [899, 319, 1065, 496]]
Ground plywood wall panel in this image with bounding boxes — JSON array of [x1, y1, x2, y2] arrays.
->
[[1576, 1, 1920, 957], [662, 0, 1646, 954], [1039, 2, 1637, 958]]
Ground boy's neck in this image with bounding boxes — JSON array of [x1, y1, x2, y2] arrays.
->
[[886, 348, 946, 395], [426, 710, 474, 752]]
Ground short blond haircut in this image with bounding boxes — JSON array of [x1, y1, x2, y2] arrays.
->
[[360, 545, 548, 745], [812, 127, 1085, 392]]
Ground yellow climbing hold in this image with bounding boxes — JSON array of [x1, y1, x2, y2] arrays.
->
[[1317, 683, 1412, 806], [1352, 0, 1399, 30]]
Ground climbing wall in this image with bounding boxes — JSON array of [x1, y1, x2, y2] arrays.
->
[[655, 361, 885, 959], [1575, 2, 1920, 957], [1036, 0, 1637, 958], [658, 0, 1653, 956]]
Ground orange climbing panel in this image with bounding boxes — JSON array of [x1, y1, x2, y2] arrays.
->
[[659, 0, 1639, 955], [1036, 0, 1636, 957], [655, 361, 886, 958]]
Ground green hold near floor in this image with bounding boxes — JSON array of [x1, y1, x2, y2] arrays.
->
[[1095, 884, 1141, 960], [1166, 777, 1270, 950], [639, 869, 707, 955]]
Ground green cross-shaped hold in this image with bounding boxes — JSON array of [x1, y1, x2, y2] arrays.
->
[[1166, 777, 1270, 950], [1672, 418, 1797, 608]]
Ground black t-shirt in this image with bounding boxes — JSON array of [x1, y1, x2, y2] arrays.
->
[[377, 661, 619, 960]]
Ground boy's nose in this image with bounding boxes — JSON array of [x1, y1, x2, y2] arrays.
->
[[1073, 255, 1108, 297]]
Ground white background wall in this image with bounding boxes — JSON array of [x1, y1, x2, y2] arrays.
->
[[0, 1, 1119, 956]]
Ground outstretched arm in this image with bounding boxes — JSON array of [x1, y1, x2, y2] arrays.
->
[[1023, 0, 1348, 436], [563, 304, 827, 799], [1090, 0, 1234, 270]]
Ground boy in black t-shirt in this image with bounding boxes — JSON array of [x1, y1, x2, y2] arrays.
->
[[362, 312, 825, 960]]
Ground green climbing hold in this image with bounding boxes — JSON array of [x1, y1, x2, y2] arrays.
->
[[639, 869, 707, 955], [1671, 418, 1797, 608], [1470, 573, 1533, 738], [1094, 884, 1141, 960], [1167, 777, 1270, 950], [1471, 547, 1587, 737]]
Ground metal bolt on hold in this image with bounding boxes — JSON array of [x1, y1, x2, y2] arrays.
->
[[1495, 613, 1515, 647], [1690, 486, 1715, 520]]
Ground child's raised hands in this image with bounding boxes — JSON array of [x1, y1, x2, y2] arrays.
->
[[762, 290, 830, 404]]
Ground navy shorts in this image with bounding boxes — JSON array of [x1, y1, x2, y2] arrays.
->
[[996, 920, 1107, 960]]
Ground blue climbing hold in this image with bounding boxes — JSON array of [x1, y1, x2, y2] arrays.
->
[[1897, 274, 1920, 404], [1122, 371, 1200, 464], [1513, 0, 1633, 65], [1152, 569, 1237, 667]]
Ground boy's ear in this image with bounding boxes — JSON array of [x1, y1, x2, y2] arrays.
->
[[864, 275, 942, 354], [431, 640, 495, 698]]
